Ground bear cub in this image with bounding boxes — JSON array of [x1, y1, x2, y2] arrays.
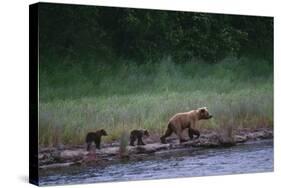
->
[[130, 129, 150, 146], [85, 129, 108, 151]]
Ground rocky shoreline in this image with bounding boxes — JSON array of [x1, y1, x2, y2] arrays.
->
[[39, 128, 273, 170]]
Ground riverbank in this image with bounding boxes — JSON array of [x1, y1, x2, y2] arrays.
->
[[39, 127, 273, 170]]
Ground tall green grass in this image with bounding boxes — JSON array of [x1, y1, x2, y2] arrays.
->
[[39, 57, 273, 147]]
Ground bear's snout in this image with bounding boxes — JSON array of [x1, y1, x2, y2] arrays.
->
[[209, 114, 213, 118]]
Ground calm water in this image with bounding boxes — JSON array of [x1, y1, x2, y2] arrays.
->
[[39, 139, 273, 186]]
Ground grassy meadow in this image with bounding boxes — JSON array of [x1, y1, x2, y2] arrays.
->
[[39, 57, 273, 147]]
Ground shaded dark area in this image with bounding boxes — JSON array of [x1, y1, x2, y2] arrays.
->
[[38, 3, 273, 64]]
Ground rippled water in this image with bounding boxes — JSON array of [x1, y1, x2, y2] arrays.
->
[[39, 139, 273, 186]]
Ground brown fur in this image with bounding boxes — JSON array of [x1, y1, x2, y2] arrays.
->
[[160, 107, 212, 143], [85, 129, 108, 151], [130, 129, 150, 146]]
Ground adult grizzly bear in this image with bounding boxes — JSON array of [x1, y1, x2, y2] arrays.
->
[[85, 129, 108, 151], [160, 107, 212, 144]]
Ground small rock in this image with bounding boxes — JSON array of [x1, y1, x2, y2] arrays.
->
[[60, 149, 87, 158], [39, 162, 76, 169], [98, 147, 119, 156], [218, 137, 236, 147], [234, 135, 248, 143], [129, 143, 170, 154]]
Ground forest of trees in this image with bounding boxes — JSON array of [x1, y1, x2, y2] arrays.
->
[[39, 3, 273, 63]]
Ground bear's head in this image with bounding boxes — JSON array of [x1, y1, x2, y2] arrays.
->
[[99, 129, 108, 136], [197, 107, 213, 120], [143, 129, 150, 137]]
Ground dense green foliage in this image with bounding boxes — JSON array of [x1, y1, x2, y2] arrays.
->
[[39, 3, 273, 63], [40, 57, 272, 102]]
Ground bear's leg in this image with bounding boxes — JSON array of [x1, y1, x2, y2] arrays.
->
[[95, 139, 101, 149], [130, 136, 136, 146], [175, 129, 187, 143], [86, 142, 92, 151], [137, 136, 145, 145], [161, 126, 173, 144], [188, 128, 194, 140], [193, 129, 200, 139], [179, 134, 188, 143], [189, 128, 200, 140]]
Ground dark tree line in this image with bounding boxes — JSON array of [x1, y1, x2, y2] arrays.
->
[[39, 3, 273, 63]]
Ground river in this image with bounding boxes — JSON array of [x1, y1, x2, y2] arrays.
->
[[39, 139, 273, 186]]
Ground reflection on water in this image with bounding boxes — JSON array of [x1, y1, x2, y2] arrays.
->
[[39, 139, 273, 186]]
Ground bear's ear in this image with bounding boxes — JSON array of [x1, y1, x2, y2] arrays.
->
[[144, 130, 150, 136], [101, 129, 107, 135], [199, 108, 206, 113]]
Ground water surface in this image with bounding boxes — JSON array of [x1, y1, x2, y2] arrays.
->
[[39, 139, 273, 186]]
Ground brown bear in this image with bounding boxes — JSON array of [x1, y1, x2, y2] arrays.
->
[[130, 129, 150, 146], [85, 129, 108, 151], [160, 107, 212, 144]]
